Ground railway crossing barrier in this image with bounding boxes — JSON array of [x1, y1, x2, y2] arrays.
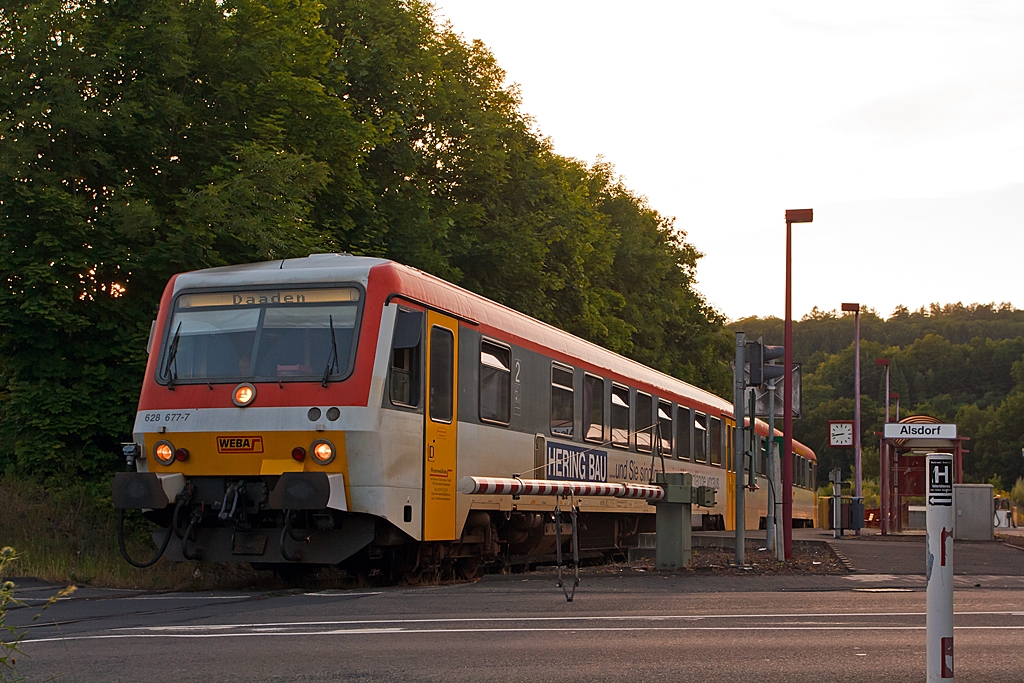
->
[[458, 474, 716, 600]]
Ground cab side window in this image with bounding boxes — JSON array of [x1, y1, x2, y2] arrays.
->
[[389, 309, 422, 407]]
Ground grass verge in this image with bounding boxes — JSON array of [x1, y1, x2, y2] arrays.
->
[[0, 475, 268, 590]]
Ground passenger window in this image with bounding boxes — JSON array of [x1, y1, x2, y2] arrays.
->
[[658, 401, 672, 456], [583, 374, 604, 442], [550, 363, 574, 437], [677, 408, 691, 460], [611, 384, 630, 448], [479, 340, 511, 425], [635, 392, 653, 452], [389, 309, 422, 407], [694, 412, 707, 462], [709, 417, 722, 466], [428, 326, 454, 423]]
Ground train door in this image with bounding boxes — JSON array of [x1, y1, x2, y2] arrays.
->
[[725, 416, 736, 530], [423, 311, 459, 541]]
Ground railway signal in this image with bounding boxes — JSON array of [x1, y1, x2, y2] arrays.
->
[[747, 338, 784, 387]]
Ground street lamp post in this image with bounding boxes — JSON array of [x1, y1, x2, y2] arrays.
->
[[783, 208, 812, 559], [842, 303, 862, 533], [875, 357, 890, 534]]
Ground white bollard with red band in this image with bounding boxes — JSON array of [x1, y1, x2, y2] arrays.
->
[[926, 453, 955, 681], [458, 476, 665, 501]]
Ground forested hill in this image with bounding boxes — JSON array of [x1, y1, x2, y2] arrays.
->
[[733, 303, 1024, 361], [729, 304, 1024, 490], [0, 0, 731, 481]]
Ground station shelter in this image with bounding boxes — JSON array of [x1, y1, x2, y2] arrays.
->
[[877, 415, 967, 534]]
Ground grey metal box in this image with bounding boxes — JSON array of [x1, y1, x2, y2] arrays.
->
[[953, 484, 994, 541]]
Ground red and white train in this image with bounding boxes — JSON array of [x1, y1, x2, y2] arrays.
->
[[113, 254, 817, 576]]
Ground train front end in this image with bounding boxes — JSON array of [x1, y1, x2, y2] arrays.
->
[[113, 254, 389, 567]]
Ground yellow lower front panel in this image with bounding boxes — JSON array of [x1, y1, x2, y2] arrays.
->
[[143, 431, 348, 480]]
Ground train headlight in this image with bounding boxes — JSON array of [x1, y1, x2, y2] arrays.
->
[[310, 439, 335, 465], [232, 383, 256, 407], [154, 440, 175, 466]]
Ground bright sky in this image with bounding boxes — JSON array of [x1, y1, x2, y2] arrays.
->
[[430, 1, 1024, 321]]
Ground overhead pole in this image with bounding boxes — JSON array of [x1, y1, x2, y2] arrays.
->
[[876, 358, 891, 534], [734, 332, 746, 567], [783, 208, 812, 559], [843, 302, 862, 535]]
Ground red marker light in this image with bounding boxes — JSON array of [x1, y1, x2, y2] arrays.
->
[[291, 447, 306, 462], [174, 448, 190, 462]]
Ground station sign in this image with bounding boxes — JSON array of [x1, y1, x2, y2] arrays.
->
[[927, 456, 953, 506], [883, 423, 957, 440]]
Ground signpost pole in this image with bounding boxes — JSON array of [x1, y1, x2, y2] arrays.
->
[[926, 452, 954, 682], [765, 378, 777, 554], [854, 308, 862, 534]]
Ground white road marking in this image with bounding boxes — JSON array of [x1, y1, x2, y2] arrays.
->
[[105, 609, 1024, 631], [20, 624, 1024, 645]]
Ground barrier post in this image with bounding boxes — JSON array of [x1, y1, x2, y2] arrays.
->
[[926, 453, 954, 682], [653, 471, 692, 570]]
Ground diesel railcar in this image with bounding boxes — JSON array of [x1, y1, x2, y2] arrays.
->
[[113, 254, 817, 577]]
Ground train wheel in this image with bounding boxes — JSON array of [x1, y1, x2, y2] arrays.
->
[[456, 557, 482, 580], [401, 568, 424, 586]]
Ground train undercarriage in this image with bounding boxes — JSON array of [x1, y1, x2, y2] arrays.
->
[[117, 471, 733, 581]]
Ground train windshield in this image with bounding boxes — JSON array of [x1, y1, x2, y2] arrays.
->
[[159, 287, 362, 383]]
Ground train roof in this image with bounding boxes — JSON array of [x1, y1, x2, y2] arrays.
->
[[171, 253, 389, 293], [170, 254, 815, 462]]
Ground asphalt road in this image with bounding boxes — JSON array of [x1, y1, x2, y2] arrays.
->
[[9, 568, 1024, 683]]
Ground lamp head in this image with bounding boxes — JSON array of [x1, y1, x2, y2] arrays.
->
[[785, 208, 813, 223]]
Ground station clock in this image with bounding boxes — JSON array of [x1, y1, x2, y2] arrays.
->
[[828, 420, 855, 448]]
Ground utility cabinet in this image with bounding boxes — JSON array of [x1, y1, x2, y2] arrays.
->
[[953, 484, 994, 541]]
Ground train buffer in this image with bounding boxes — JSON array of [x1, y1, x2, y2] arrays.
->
[[458, 473, 716, 599]]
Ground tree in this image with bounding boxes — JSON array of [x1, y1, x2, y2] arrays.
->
[[1, 0, 731, 481], [0, 0, 362, 478]]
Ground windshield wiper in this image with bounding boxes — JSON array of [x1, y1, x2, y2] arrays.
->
[[163, 322, 183, 389], [321, 315, 339, 388]]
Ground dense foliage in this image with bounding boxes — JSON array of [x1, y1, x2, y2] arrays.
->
[[732, 304, 1024, 489], [0, 0, 729, 481]]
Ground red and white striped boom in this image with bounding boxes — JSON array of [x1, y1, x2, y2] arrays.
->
[[458, 476, 665, 501]]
